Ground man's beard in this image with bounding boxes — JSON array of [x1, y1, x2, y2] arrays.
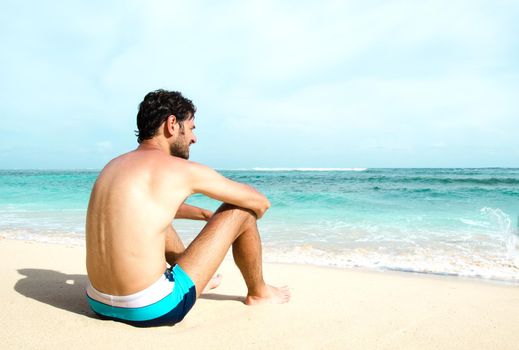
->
[[170, 139, 190, 159]]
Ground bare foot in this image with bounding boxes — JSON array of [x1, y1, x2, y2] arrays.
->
[[245, 284, 290, 305], [202, 274, 223, 293]]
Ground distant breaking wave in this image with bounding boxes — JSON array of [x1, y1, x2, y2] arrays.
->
[[250, 167, 368, 172], [363, 176, 519, 185]]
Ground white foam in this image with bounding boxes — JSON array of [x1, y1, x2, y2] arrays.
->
[[0, 229, 85, 246], [459, 218, 490, 228], [250, 167, 368, 172], [262, 242, 519, 284]]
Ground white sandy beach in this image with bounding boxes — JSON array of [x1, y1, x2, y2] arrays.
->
[[1, 238, 518, 350]]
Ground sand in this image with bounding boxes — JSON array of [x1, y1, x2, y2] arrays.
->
[[1, 238, 518, 349]]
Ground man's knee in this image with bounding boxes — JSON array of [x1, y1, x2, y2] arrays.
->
[[216, 203, 257, 224]]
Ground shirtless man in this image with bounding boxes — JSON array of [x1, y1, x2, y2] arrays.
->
[[85, 89, 289, 326]]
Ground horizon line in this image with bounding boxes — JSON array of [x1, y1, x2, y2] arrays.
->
[[1, 166, 518, 172]]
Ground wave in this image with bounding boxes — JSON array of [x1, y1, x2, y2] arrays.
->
[[364, 176, 519, 186], [250, 167, 368, 172], [481, 207, 519, 267]]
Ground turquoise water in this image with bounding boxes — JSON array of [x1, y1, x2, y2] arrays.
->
[[1, 168, 518, 283]]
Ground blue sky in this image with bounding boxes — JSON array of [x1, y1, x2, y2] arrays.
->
[[1, 0, 518, 169]]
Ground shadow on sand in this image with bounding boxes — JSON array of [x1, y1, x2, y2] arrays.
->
[[14, 268, 244, 319], [14, 269, 95, 318], [199, 293, 245, 302]]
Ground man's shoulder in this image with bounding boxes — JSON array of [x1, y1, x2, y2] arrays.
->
[[154, 158, 220, 198], [101, 150, 216, 186], [163, 156, 212, 174], [162, 155, 198, 173], [145, 154, 217, 186]]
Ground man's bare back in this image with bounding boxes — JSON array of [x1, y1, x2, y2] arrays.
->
[[86, 149, 195, 295], [85, 90, 289, 326]]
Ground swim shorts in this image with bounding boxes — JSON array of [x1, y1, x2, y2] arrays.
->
[[86, 264, 196, 327]]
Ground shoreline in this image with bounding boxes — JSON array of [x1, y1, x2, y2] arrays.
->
[[2, 235, 518, 288], [2, 238, 519, 349], [267, 259, 519, 288]]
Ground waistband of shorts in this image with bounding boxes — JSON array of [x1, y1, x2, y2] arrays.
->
[[86, 269, 174, 308]]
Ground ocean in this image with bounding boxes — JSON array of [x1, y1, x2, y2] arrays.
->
[[1, 168, 518, 284]]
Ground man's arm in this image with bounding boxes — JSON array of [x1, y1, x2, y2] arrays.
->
[[186, 162, 270, 219], [175, 203, 213, 221]]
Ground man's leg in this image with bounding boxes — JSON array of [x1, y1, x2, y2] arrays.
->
[[175, 203, 289, 304], [165, 224, 222, 291], [165, 225, 185, 266]]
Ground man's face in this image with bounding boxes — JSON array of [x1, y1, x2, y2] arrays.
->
[[170, 117, 196, 159]]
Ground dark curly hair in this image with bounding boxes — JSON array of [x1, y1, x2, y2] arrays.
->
[[135, 89, 196, 143]]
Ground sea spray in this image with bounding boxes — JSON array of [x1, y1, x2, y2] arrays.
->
[[481, 207, 519, 268]]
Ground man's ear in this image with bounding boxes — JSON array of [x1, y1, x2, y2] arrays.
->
[[165, 115, 177, 136]]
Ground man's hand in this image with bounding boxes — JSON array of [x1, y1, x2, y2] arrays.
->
[[201, 209, 213, 221], [176, 203, 213, 221]]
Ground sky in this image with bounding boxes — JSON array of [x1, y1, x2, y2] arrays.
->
[[1, 0, 518, 169]]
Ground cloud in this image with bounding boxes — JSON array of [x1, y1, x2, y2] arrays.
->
[[95, 141, 113, 153]]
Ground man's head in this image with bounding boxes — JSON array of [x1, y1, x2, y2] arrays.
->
[[136, 89, 197, 159]]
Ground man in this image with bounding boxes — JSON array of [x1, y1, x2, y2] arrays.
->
[[85, 89, 289, 327]]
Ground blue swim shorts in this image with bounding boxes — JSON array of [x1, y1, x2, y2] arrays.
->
[[86, 264, 196, 327]]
